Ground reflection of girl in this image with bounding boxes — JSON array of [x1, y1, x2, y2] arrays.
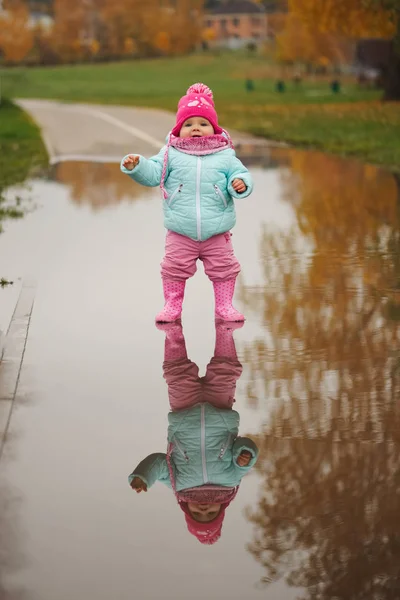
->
[[128, 323, 259, 545]]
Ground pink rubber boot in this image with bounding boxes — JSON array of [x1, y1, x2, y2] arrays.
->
[[213, 279, 245, 322], [156, 322, 187, 361], [214, 321, 244, 359], [155, 280, 186, 323]]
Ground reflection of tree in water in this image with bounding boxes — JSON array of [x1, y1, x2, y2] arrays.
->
[[241, 151, 400, 599], [54, 162, 151, 210]]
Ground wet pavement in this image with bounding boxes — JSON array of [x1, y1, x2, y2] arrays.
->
[[1, 126, 400, 598]]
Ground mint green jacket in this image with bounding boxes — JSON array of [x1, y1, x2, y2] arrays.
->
[[128, 403, 259, 491], [121, 145, 253, 241]]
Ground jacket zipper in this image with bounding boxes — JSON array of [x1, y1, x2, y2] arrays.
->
[[196, 158, 202, 241], [168, 184, 183, 207], [201, 404, 208, 483], [174, 438, 189, 462], [218, 433, 233, 460], [214, 184, 227, 208]]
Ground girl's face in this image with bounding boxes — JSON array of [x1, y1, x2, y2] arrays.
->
[[187, 503, 221, 522], [180, 116, 214, 138]]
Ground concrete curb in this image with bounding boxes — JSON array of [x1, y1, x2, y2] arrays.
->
[[0, 281, 22, 362], [0, 282, 36, 461]]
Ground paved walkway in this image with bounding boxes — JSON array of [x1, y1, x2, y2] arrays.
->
[[16, 99, 272, 165]]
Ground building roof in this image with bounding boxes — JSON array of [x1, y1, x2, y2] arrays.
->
[[207, 1, 266, 15]]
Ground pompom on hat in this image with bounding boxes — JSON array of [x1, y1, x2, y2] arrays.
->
[[171, 83, 223, 136]]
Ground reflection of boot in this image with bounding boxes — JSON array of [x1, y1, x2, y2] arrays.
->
[[155, 280, 186, 323], [214, 321, 243, 359], [156, 321, 187, 361], [213, 279, 244, 322]]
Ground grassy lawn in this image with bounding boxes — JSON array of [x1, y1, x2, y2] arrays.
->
[[220, 102, 400, 171], [0, 98, 48, 229], [1, 52, 399, 169]]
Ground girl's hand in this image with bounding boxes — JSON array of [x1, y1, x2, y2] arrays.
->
[[232, 179, 247, 193], [236, 450, 252, 467], [130, 477, 148, 493], [122, 154, 140, 171]]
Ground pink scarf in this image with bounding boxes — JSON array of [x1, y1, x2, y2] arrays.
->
[[160, 131, 234, 200], [166, 443, 238, 545], [169, 133, 232, 156]]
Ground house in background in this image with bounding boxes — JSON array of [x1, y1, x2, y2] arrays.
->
[[204, 0, 268, 50]]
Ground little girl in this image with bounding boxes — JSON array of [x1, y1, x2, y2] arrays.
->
[[120, 83, 253, 323], [128, 322, 259, 545]]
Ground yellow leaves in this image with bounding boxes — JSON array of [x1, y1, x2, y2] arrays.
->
[[123, 37, 137, 55], [0, 0, 33, 63], [154, 31, 171, 54], [90, 39, 100, 56], [51, 0, 87, 61], [202, 27, 216, 42], [242, 143, 400, 591], [276, 11, 354, 66], [289, 0, 397, 39], [32, 0, 204, 63], [56, 162, 151, 208], [296, 151, 397, 235]]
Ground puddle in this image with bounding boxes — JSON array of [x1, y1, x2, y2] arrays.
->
[[0, 147, 399, 599]]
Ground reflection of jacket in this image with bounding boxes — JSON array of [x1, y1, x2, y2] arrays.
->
[[120, 146, 253, 242], [129, 403, 259, 491]]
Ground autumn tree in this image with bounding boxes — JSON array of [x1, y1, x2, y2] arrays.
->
[[50, 0, 90, 62], [91, 0, 203, 59], [276, 12, 354, 68], [146, 0, 204, 56], [240, 150, 400, 597], [0, 0, 33, 64], [1, 0, 203, 63], [30, 22, 59, 65], [54, 161, 151, 209], [289, 0, 400, 99]]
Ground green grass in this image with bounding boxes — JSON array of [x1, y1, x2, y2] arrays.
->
[[1, 52, 399, 169], [0, 98, 48, 231], [220, 101, 400, 171], [0, 53, 380, 108], [0, 98, 48, 189]]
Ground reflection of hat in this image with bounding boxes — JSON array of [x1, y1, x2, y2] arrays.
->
[[180, 503, 226, 546], [171, 83, 223, 137], [166, 447, 238, 545]]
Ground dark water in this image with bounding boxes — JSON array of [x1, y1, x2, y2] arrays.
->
[[0, 147, 399, 600]]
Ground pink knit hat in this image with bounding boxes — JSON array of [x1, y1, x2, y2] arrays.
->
[[166, 445, 238, 546], [180, 503, 227, 546], [171, 83, 223, 136]]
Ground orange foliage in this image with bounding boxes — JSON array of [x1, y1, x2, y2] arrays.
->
[[98, 0, 203, 58], [240, 150, 400, 596], [0, 0, 33, 63], [289, 0, 397, 39], [276, 12, 354, 65], [50, 0, 89, 61], [55, 161, 151, 209], [34, 0, 203, 63], [154, 31, 171, 54]]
